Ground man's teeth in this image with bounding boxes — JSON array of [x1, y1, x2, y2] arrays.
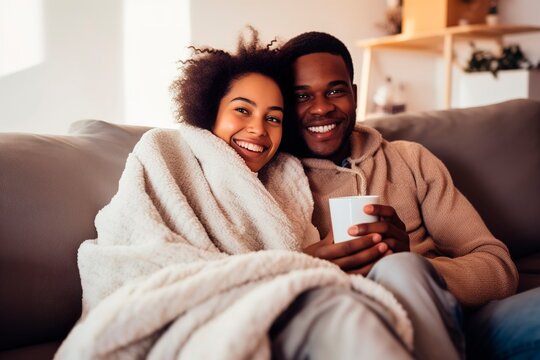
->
[[307, 124, 337, 133], [236, 140, 264, 153]]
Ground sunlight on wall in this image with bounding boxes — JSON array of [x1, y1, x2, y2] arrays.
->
[[0, 0, 44, 77], [123, 0, 191, 128]]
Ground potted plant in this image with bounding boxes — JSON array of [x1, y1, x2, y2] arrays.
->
[[455, 42, 540, 108]]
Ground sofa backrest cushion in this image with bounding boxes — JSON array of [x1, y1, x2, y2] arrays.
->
[[364, 99, 540, 259], [0, 120, 151, 350]]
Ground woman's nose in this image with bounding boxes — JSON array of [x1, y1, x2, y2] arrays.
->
[[247, 117, 267, 135]]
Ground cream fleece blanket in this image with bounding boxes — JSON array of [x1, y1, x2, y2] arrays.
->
[[56, 125, 413, 359]]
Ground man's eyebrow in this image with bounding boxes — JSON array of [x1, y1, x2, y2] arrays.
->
[[328, 80, 349, 87], [231, 97, 283, 112], [294, 80, 349, 91]]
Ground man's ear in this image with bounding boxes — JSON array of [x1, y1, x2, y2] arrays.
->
[[352, 83, 358, 105]]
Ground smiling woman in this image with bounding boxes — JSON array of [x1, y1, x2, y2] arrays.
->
[[213, 73, 283, 172], [170, 27, 290, 172]]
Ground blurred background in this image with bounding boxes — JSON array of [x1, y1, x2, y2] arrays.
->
[[1, 0, 539, 133]]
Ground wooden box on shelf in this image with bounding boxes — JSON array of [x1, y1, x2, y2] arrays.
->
[[402, 0, 490, 34]]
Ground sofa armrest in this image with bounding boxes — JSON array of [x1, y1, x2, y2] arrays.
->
[[0, 120, 151, 351]]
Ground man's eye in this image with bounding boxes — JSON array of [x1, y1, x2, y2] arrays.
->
[[235, 107, 249, 114], [328, 89, 345, 96], [295, 93, 309, 103]]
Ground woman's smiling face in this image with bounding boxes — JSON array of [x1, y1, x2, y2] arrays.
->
[[212, 73, 284, 172]]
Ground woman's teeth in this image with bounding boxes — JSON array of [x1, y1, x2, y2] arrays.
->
[[236, 140, 264, 153], [307, 124, 337, 133]]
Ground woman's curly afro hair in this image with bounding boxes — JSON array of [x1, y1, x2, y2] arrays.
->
[[171, 27, 289, 131]]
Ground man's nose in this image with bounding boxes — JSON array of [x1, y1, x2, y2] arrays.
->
[[309, 96, 335, 116]]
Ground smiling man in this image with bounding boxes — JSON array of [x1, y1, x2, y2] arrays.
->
[[292, 52, 356, 163], [279, 31, 539, 360]]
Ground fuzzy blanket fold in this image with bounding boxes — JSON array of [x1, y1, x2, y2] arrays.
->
[[56, 125, 413, 359]]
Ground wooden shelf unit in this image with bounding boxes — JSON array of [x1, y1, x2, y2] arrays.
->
[[355, 24, 540, 119]]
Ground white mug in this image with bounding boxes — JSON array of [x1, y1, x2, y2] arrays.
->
[[329, 195, 380, 243]]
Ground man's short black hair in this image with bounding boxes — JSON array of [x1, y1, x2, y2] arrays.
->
[[279, 32, 354, 81]]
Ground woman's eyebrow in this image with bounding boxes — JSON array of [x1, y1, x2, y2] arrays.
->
[[231, 97, 283, 112], [230, 97, 256, 106], [269, 106, 284, 113]]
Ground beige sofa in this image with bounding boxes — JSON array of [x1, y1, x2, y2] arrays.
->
[[1, 99, 539, 358]]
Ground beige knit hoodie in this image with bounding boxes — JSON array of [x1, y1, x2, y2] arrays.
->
[[302, 125, 518, 307]]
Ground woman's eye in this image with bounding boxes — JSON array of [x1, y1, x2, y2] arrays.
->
[[266, 116, 282, 124], [235, 107, 249, 115]]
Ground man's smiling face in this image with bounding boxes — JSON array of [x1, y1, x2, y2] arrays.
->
[[292, 52, 357, 163]]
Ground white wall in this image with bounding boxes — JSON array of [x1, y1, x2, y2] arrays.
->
[[0, 0, 189, 134], [123, 0, 190, 127], [0, 0, 124, 134]]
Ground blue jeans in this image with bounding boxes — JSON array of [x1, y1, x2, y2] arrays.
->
[[466, 287, 540, 360]]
